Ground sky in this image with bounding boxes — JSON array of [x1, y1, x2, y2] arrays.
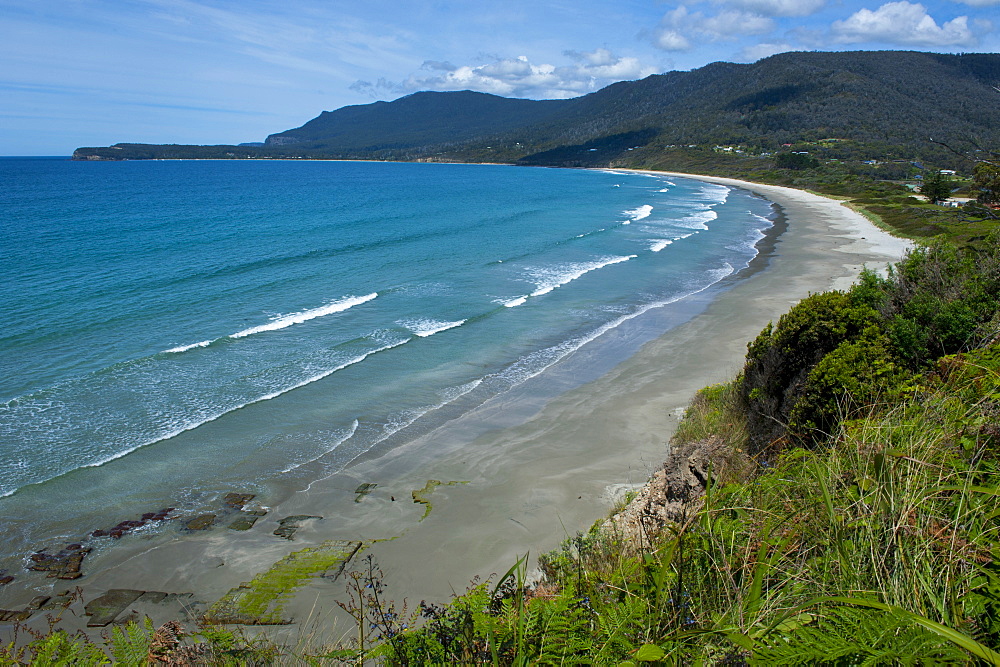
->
[[2, 0, 998, 155]]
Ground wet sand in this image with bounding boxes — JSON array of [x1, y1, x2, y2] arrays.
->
[[2, 172, 913, 640]]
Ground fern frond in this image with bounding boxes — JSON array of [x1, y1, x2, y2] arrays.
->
[[110, 617, 155, 666], [753, 605, 969, 665]]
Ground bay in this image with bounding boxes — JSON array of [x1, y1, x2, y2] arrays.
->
[[0, 158, 773, 573]]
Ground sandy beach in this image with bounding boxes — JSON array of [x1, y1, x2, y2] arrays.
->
[[2, 171, 913, 641]]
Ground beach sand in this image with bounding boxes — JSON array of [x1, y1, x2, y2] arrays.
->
[[3, 172, 913, 642]]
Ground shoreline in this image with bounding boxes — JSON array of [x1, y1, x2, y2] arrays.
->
[[1, 171, 913, 638]]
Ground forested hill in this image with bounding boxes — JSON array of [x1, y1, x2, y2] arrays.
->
[[263, 90, 572, 151], [74, 50, 1000, 164]]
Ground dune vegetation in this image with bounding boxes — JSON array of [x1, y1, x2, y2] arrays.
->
[[4, 173, 1000, 664], [311, 235, 1000, 664]]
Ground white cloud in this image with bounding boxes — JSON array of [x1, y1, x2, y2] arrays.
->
[[655, 29, 693, 51], [351, 50, 659, 100], [831, 2, 978, 46], [738, 42, 808, 61], [702, 10, 775, 36], [651, 4, 775, 51], [715, 0, 826, 17]]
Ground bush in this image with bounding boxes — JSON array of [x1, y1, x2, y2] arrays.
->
[[741, 291, 880, 452], [788, 327, 913, 441]]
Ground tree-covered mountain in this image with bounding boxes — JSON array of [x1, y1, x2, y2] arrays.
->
[[263, 90, 571, 152], [74, 50, 1000, 165]]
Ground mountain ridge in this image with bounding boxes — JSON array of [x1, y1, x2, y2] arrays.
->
[[74, 50, 1000, 165]]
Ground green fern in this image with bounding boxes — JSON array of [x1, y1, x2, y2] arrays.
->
[[14, 630, 109, 666], [109, 617, 155, 666], [753, 605, 970, 665]]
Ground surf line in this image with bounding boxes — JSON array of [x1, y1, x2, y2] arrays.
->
[[164, 293, 378, 354]]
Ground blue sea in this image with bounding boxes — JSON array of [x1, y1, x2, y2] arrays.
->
[[0, 158, 774, 574]]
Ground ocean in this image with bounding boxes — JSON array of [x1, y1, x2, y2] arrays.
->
[[0, 158, 774, 578]]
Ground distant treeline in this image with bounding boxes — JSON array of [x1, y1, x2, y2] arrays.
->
[[76, 51, 1000, 170]]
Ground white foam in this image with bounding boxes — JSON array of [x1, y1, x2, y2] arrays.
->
[[503, 296, 528, 308], [698, 183, 731, 204], [493, 272, 734, 390], [377, 379, 484, 441], [324, 378, 485, 489], [164, 340, 211, 354], [672, 210, 717, 230], [280, 419, 360, 474], [400, 318, 466, 337], [231, 293, 377, 339], [649, 239, 673, 252], [78, 338, 409, 473], [624, 204, 653, 221], [159, 292, 379, 354], [529, 255, 636, 297]]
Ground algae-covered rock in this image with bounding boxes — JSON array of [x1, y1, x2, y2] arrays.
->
[[27, 543, 91, 580], [228, 515, 260, 531], [204, 540, 367, 625], [354, 482, 377, 502], [25, 596, 50, 611], [0, 610, 31, 623], [411, 480, 468, 521], [84, 589, 143, 627], [223, 493, 255, 509], [272, 515, 322, 540], [185, 514, 217, 531]]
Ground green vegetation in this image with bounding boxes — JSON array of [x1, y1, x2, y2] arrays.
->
[[204, 540, 367, 625], [630, 143, 999, 247], [5, 189, 997, 664], [76, 51, 1000, 171], [317, 232, 1000, 663], [920, 171, 955, 204], [411, 480, 468, 521], [2, 616, 282, 664]]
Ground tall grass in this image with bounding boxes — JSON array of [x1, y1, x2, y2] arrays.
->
[[335, 345, 1000, 664]]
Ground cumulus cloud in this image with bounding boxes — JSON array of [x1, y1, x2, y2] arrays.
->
[[351, 50, 658, 100], [738, 42, 809, 61], [655, 29, 692, 51], [831, 2, 978, 46], [716, 0, 826, 17], [650, 5, 775, 51], [702, 10, 775, 35]]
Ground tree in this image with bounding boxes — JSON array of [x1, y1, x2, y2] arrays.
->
[[775, 152, 819, 170], [972, 160, 1000, 208], [919, 170, 953, 204]]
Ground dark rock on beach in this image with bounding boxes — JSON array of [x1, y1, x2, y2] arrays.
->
[[223, 493, 256, 509], [91, 507, 174, 539], [184, 514, 217, 531], [354, 482, 377, 502], [81, 589, 193, 627], [273, 515, 322, 540], [0, 609, 31, 623], [25, 596, 50, 611], [84, 589, 144, 627], [228, 516, 260, 531], [28, 544, 91, 580]]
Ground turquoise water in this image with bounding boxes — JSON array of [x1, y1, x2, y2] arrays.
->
[[0, 158, 773, 565]]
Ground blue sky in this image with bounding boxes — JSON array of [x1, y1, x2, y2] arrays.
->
[[2, 0, 998, 155]]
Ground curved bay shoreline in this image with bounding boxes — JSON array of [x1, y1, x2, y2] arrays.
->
[[0, 171, 913, 639]]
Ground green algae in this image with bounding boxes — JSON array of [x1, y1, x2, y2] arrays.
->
[[411, 480, 468, 521], [204, 540, 367, 625], [354, 482, 378, 502]]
